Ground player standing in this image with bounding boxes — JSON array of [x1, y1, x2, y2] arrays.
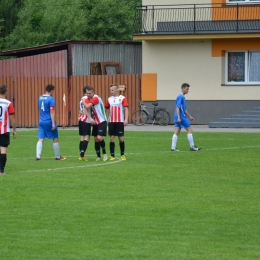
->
[[105, 83, 128, 160], [171, 83, 201, 152], [36, 84, 66, 160], [83, 86, 108, 161], [0, 85, 16, 174], [78, 86, 92, 161]]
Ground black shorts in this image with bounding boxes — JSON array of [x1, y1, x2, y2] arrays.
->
[[108, 122, 124, 136], [79, 121, 91, 136], [92, 121, 107, 137], [0, 132, 10, 147]]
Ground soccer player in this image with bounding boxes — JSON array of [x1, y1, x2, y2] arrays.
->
[[0, 85, 17, 174], [105, 83, 128, 160], [78, 86, 92, 161], [36, 84, 66, 161], [83, 86, 108, 161], [171, 83, 201, 152]]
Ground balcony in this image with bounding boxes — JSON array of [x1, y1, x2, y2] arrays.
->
[[133, 3, 260, 37]]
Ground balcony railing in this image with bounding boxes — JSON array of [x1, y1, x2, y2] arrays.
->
[[134, 3, 260, 35]]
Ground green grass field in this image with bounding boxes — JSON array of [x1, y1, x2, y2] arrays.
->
[[0, 129, 260, 260]]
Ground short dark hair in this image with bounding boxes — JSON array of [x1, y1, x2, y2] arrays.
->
[[86, 86, 94, 92], [181, 83, 190, 89], [0, 84, 8, 95], [110, 83, 119, 88], [46, 84, 55, 92], [83, 86, 92, 93]]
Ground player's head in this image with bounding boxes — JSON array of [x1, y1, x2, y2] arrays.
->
[[46, 84, 55, 95], [83, 86, 89, 94], [109, 83, 119, 96], [181, 83, 190, 95], [0, 84, 8, 95], [85, 86, 94, 98]]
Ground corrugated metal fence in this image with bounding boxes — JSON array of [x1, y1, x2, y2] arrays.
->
[[0, 50, 68, 127], [0, 51, 141, 127], [70, 74, 141, 126]]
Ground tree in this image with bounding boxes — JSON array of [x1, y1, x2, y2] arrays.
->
[[2, 0, 141, 51], [81, 0, 141, 40], [0, 0, 24, 51]]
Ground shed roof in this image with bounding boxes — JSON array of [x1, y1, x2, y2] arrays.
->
[[0, 40, 141, 58]]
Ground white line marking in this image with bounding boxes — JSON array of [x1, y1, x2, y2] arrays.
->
[[15, 160, 122, 174]]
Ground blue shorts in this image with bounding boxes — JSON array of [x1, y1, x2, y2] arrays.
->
[[38, 120, 58, 139], [174, 118, 191, 129]]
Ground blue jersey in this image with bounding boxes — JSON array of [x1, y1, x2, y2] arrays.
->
[[174, 93, 187, 123], [38, 94, 55, 121]]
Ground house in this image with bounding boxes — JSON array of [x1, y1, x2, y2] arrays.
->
[[133, 0, 260, 126]]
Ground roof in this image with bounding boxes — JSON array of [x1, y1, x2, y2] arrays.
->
[[0, 40, 142, 58]]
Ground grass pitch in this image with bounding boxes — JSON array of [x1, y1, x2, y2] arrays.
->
[[0, 129, 260, 259]]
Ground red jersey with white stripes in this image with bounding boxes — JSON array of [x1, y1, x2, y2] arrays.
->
[[0, 98, 15, 134], [78, 95, 90, 123], [84, 94, 106, 124], [105, 95, 128, 123]]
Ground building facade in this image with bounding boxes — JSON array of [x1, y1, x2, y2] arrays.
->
[[134, 0, 260, 125]]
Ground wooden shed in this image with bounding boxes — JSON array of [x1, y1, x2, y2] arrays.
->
[[0, 40, 142, 127]]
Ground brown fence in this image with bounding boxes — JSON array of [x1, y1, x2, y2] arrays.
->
[[0, 50, 140, 127], [70, 74, 141, 126], [0, 73, 140, 127]]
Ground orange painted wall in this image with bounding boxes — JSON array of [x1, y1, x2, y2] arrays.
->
[[141, 74, 157, 101], [212, 0, 260, 20], [212, 38, 260, 57]]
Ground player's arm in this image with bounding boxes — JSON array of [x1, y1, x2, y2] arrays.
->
[[50, 107, 56, 130], [124, 106, 129, 126], [176, 107, 181, 123], [10, 114, 17, 139], [185, 110, 194, 121], [83, 99, 95, 124]]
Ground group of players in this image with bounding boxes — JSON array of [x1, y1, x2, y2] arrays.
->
[[0, 82, 201, 174], [36, 83, 128, 162]]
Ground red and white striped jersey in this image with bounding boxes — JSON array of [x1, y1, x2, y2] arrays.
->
[[78, 95, 90, 123], [84, 94, 107, 124], [0, 98, 15, 134], [105, 95, 128, 123]]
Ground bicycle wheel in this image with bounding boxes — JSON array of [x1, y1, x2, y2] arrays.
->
[[155, 109, 171, 126], [131, 110, 148, 126]]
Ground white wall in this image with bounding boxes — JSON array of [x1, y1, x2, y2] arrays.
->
[[143, 40, 260, 100]]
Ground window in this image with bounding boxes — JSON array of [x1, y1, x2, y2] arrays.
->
[[227, 0, 260, 3], [226, 51, 260, 84]]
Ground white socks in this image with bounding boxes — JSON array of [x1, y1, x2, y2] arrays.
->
[[36, 141, 43, 158], [171, 134, 178, 149], [187, 134, 194, 147], [53, 143, 60, 158]]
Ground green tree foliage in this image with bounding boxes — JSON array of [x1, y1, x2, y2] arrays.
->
[[2, 0, 141, 51], [4, 0, 86, 50], [0, 0, 24, 51], [81, 0, 141, 40]]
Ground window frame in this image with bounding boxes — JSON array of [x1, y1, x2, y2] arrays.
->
[[225, 50, 260, 85], [226, 0, 260, 4]]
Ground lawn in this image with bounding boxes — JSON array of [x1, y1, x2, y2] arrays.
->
[[0, 129, 259, 259]]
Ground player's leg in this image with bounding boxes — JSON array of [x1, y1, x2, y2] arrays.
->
[[79, 121, 90, 161], [36, 121, 46, 160], [117, 123, 126, 160], [96, 121, 107, 161], [185, 125, 201, 151], [92, 125, 101, 161], [108, 122, 116, 160], [0, 133, 9, 174], [47, 123, 66, 160], [171, 125, 181, 151]]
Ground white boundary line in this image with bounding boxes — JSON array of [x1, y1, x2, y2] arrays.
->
[[15, 160, 122, 174]]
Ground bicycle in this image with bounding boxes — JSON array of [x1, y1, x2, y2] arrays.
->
[[131, 101, 171, 126]]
